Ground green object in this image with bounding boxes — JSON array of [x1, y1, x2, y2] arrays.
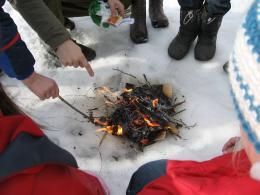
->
[[89, 0, 109, 28]]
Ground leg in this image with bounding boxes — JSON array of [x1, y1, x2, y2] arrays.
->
[[206, 0, 231, 16], [130, 0, 148, 44], [177, 0, 204, 10], [194, 0, 231, 61], [127, 160, 167, 195], [149, 0, 169, 28]]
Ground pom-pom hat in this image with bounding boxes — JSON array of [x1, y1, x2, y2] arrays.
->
[[229, 0, 260, 180]]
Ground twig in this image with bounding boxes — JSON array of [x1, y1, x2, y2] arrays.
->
[[113, 68, 137, 79], [58, 95, 94, 123]]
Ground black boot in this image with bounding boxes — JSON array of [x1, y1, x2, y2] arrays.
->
[[194, 9, 223, 61], [168, 9, 202, 60], [64, 17, 76, 30], [223, 61, 229, 73], [149, 0, 169, 28], [73, 41, 96, 61], [130, 0, 148, 44]]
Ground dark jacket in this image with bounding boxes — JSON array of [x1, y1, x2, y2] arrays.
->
[[10, 0, 71, 49], [0, 0, 35, 80]]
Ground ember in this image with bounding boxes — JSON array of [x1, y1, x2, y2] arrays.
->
[[93, 75, 188, 148]]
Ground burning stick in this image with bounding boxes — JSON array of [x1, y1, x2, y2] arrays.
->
[[93, 74, 189, 148]]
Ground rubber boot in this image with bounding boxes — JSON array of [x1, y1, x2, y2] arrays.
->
[[73, 40, 96, 61], [130, 0, 148, 44], [168, 9, 202, 60], [149, 0, 169, 28], [195, 8, 223, 61]]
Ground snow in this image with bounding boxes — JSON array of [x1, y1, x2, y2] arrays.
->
[[1, 0, 253, 194]]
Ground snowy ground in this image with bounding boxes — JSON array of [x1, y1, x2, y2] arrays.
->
[[1, 0, 253, 194]]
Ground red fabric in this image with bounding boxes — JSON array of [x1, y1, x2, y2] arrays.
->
[[0, 115, 43, 152], [139, 150, 260, 195], [0, 115, 106, 195], [0, 164, 106, 195], [0, 33, 21, 52]]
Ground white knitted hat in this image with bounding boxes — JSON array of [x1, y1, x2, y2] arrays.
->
[[229, 0, 260, 180]]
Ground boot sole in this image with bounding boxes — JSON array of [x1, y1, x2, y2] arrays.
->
[[151, 20, 169, 28]]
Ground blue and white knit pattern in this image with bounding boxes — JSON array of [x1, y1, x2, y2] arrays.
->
[[229, 0, 260, 153]]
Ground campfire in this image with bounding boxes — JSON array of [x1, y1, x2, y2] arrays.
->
[[92, 73, 188, 148]]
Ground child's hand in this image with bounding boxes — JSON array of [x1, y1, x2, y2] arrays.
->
[[108, 0, 125, 17], [56, 40, 94, 77], [222, 137, 241, 154], [22, 72, 59, 100]]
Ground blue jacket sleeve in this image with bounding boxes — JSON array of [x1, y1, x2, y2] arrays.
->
[[0, 0, 35, 80]]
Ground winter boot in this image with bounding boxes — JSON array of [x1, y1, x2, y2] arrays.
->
[[223, 61, 229, 73], [73, 40, 96, 61], [64, 17, 76, 30], [149, 0, 169, 28], [168, 9, 202, 60], [130, 0, 148, 44], [194, 9, 223, 61]]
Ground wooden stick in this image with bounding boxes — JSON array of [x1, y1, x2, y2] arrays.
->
[[58, 95, 93, 122]]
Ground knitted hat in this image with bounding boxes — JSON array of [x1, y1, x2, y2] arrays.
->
[[229, 0, 260, 180]]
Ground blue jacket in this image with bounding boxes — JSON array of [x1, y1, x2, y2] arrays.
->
[[0, 0, 34, 80]]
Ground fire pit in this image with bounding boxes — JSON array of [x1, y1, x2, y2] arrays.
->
[[92, 73, 188, 149]]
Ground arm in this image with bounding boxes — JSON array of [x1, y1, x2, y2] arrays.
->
[[0, 0, 59, 99], [0, 0, 35, 80], [14, 0, 70, 49]]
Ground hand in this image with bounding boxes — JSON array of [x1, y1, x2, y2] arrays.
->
[[222, 137, 241, 154], [56, 40, 94, 77], [22, 71, 59, 100], [108, 0, 125, 17]]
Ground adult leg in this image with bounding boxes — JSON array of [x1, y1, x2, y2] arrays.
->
[[168, 0, 204, 60], [194, 0, 231, 61], [149, 0, 169, 28], [127, 160, 167, 195]]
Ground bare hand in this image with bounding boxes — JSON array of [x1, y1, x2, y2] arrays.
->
[[22, 72, 59, 100], [108, 0, 125, 17], [56, 40, 94, 77], [222, 137, 241, 154]]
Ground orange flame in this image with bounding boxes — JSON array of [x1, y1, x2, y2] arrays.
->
[[140, 139, 149, 145], [94, 119, 108, 126], [97, 125, 123, 136], [152, 99, 159, 108], [123, 88, 133, 93], [144, 116, 160, 127]]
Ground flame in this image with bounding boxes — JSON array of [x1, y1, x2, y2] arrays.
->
[[152, 99, 159, 108], [123, 88, 133, 93], [96, 86, 117, 96], [144, 116, 160, 127], [94, 118, 108, 126], [97, 125, 123, 136], [140, 139, 149, 145]]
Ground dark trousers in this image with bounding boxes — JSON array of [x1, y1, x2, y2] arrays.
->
[[43, 0, 132, 25], [178, 0, 231, 16], [127, 160, 167, 195]]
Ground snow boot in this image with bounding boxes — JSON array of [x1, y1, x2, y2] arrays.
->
[[64, 17, 76, 30], [149, 0, 169, 28], [194, 9, 223, 61], [223, 61, 229, 73], [168, 9, 202, 60], [72, 40, 96, 61], [130, 0, 148, 44]]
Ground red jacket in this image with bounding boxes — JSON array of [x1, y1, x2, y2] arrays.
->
[[0, 115, 106, 195], [139, 150, 260, 195]]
